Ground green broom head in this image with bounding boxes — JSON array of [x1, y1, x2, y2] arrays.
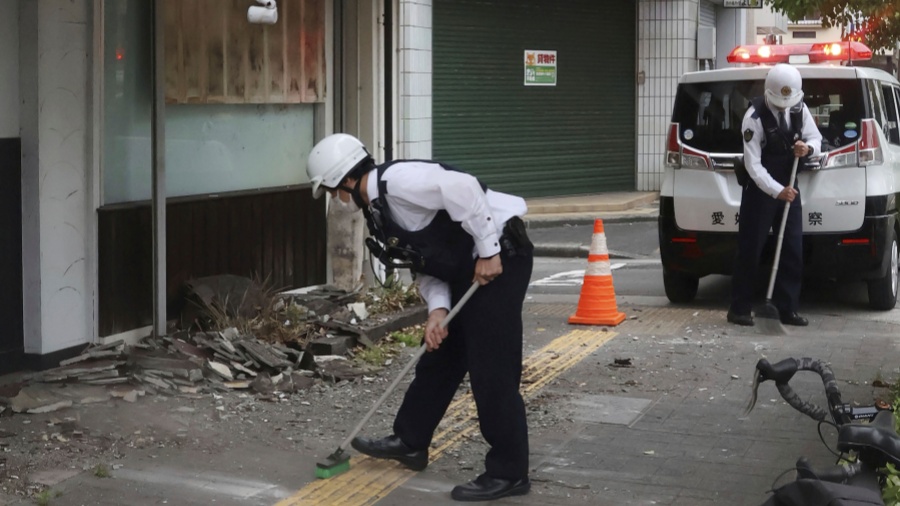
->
[[315, 449, 351, 479]]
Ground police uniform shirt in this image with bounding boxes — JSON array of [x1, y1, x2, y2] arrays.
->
[[742, 100, 823, 198], [366, 161, 528, 313]]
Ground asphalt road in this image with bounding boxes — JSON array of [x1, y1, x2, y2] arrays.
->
[[527, 219, 882, 314], [528, 221, 661, 259]]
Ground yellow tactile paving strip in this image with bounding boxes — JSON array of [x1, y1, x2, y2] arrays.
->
[[527, 304, 726, 331], [276, 328, 616, 506]]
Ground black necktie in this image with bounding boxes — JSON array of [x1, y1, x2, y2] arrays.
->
[[779, 110, 789, 134]]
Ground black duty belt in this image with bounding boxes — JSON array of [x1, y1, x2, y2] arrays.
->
[[500, 216, 533, 257]]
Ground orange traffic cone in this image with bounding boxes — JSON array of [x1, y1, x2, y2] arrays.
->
[[569, 219, 626, 326]]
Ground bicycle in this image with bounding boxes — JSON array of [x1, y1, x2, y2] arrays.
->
[[745, 357, 900, 506]]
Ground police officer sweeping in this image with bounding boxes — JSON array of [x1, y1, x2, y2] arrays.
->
[[306, 133, 534, 502], [728, 63, 822, 328]]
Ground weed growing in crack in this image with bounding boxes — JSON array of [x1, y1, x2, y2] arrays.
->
[[364, 282, 422, 316], [352, 325, 425, 367], [34, 489, 62, 506], [93, 463, 110, 478], [390, 327, 424, 348], [354, 345, 389, 366]]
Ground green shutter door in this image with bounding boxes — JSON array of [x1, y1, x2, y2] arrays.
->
[[433, 0, 636, 198]]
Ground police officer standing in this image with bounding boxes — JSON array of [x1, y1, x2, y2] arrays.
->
[[305, 134, 534, 502], [728, 64, 822, 327]]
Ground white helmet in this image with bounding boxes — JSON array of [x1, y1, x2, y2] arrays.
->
[[764, 64, 804, 109], [306, 133, 370, 199]]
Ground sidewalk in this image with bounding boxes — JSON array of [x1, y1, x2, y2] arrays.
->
[[524, 191, 661, 258], [524, 191, 660, 228], [2, 190, 897, 506], [27, 297, 892, 506]]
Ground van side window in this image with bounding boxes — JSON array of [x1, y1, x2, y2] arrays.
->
[[881, 84, 900, 145], [866, 80, 887, 129]]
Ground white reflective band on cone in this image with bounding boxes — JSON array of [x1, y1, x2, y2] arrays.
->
[[585, 260, 612, 276], [590, 234, 609, 255]]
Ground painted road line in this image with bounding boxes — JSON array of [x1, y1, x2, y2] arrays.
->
[[529, 264, 629, 287], [277, 328, 617, 506]]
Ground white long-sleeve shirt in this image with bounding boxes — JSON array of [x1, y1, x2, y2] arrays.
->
[[742, 100, 822, 198], [365, 161, 527, 313]]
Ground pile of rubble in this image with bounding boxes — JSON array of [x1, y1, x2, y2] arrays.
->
[[2, 280, 426, 415]]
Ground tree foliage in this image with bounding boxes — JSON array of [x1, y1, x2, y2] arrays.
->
[[765, 0, 900, 51]]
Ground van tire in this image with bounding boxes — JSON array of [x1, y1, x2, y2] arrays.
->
[[867, 230, 899, 310], [663, 267, 699, 303]]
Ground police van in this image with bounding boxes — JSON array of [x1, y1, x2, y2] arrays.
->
[[659, 41, 900, 310]]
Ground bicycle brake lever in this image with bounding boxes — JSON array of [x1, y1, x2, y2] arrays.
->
[[744, 358, 800, 416], [744, 368, 761, 416], [755, 358, 799, 384]]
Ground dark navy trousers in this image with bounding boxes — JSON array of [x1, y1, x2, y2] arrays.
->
[[731, 182, 803, 315], [393, 249, 533, 480]]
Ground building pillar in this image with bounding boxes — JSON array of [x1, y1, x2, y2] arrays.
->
[[398, 0, 432, 159], [20, 0, 93, 357], [637, 0, 699, 192]]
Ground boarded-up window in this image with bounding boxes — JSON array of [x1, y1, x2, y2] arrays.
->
[[164, 0, 325, 104]]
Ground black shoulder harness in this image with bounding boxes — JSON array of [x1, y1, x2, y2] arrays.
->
[[361, 161, 485, 281], [750, 96, 803, 148]]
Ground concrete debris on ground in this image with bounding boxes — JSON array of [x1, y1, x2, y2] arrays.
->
[[0, 278, 426, 417]]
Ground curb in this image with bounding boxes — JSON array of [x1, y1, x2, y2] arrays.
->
[[524, 211, 659, 229], [532, 243, 651, 260]]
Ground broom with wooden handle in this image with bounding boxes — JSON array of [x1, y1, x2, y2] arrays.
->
[[314, 280, 480, 479], [754, 155, 800, 335]]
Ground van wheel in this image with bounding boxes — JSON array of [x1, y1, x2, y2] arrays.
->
[[868, 230, 899, 310], [663, 267, 699, 303]]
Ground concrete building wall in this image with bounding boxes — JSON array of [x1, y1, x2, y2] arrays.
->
[[0, 1, 19, 138], [20, 0, 93, 354], [398, 0, 432, 159], [752, 7, 788, 42], [786, 22, 842, 44], [716, 7, 753, 69], [637, 0, 699, 191]]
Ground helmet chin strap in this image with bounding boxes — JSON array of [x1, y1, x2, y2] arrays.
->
[[338, 178, 367, 211]]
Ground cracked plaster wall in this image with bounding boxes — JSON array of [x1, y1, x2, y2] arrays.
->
[[20, 0, 92, 355]]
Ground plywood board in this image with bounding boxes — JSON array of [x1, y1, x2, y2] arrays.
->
[[163, 0, 325, 104]]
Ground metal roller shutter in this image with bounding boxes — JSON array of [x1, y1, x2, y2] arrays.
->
[[699, 1, 716, 27], [432, 0, 636, 197]]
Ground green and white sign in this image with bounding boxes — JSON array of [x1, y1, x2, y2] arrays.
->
[[524, 50, 557, 86], [723, 0, 762, 7]]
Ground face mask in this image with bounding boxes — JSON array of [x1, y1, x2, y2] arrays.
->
[[332, 194, 360, 214]]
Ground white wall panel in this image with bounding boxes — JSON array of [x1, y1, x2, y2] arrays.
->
[[20, 0, 92, 354]]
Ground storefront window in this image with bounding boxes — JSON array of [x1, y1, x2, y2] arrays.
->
[[102, 0, 323, 204]]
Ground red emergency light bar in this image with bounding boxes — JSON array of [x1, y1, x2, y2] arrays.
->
[[726, 41, 872, 64]]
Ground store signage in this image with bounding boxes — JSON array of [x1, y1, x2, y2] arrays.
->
[[723, 0, 763, 7], [524, 50, 557, 86]]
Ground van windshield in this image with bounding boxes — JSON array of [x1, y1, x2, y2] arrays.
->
[[672, 78, 866, 154]]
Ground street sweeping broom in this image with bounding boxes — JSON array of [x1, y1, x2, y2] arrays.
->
[[315, 281, 480, 479]]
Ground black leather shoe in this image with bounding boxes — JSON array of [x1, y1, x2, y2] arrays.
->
[[727, 310, 754, 326], [350, 435, 428, 471], [451, 474, 531, 502], [780, 311, 809, 326]]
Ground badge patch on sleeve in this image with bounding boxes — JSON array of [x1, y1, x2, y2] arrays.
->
[[743, 129, 754, 143]]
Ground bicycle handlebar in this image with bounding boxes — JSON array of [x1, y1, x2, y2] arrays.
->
[[747, 357, 844, 424], [795, 456, 862, 483], [749, 357, 896, 505]]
